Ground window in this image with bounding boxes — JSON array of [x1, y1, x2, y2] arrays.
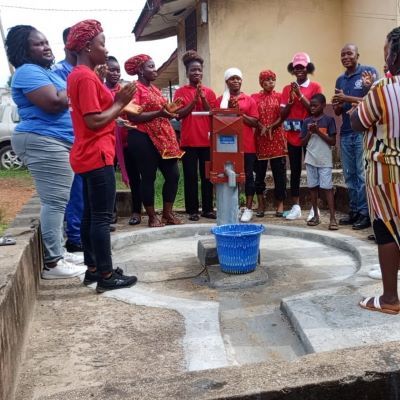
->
[[185, 9, 197, 51]]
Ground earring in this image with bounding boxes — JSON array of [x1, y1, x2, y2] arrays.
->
[[87, 48, 91, 53]]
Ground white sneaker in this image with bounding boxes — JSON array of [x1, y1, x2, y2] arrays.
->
[[42, 259, 86, 280], [63, 250, 84, 265], [368, 268, 400, 280], [306, 207, 320, 222], [241, 208, 253, 222], [285, 205, 302, 220]]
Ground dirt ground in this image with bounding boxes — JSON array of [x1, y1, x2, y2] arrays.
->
[[0, 177, 35, 224]]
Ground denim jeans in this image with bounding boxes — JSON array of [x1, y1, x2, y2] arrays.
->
[[340, 132, 368, 216], [11, 133, 73, 264], [80, 166, 115, 273], [65, 174, 83, 245]]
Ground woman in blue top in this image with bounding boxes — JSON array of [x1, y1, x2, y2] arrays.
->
[[5, 25, 86, 279]]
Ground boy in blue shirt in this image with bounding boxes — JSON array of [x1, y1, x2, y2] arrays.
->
[[300, 94, 338, 230]]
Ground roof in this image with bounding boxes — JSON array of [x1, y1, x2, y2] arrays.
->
[[154, 49, 178, 88], [133, 0, 196, 41]]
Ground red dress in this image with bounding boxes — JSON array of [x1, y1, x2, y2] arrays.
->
[[251, 91, 287, 160], [134, 82, 184, 159]]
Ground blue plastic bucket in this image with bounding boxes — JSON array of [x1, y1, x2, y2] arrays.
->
[[211, 224, 265, 274]]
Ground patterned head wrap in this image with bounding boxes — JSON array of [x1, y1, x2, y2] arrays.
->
[[124, 54, 151, 76], [259, 70, 276, 86], [66, 19, 103, 53]]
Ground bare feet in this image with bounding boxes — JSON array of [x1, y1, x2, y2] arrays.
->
[[161, 213, 183, 225], [148, 215, 165, 228]]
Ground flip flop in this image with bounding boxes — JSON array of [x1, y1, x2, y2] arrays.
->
[[359, 296, 400, 315], [329, 221, 339, 230], [128, 215, 141, 225], [307, 217, 320, 226], [0, 236, 16, 246], [256, 210, 265, 218]]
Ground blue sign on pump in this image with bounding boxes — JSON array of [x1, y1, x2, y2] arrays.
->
[[217, 134, 237, 152]]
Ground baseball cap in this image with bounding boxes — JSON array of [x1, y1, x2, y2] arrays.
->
[[292, 52, 311, 67]]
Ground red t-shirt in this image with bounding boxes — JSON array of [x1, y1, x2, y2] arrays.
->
[[281, 80, 322, 146], [174, 85, 216, 147], [67, 65, 115, 174], [215, 93, 259, 153]]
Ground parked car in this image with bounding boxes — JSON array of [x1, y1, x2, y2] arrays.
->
[[0, 102, 22, 169]]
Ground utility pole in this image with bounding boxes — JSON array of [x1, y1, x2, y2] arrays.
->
[[0, 10, 14, 76]]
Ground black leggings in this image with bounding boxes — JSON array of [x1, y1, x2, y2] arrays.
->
[[287, 143, 306, 198], [244, 153, 257, 196], [181, 147, 213, 214], [254, 157, 287, 201], [123, 147, 142, 214], [127, 129, 179, 207]]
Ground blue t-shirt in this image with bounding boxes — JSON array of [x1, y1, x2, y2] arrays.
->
[[11, 63, 74, 143], [335, 64, 379, 135], [52, 59, 73, 82]]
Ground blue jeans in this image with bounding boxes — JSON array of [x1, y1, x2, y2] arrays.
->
[[12, 133, 73, 264], [80, 166, 115, 274], [340, 132, 368, 216], [65, 174, 83, 245]]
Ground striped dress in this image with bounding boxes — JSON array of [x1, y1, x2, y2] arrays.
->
[[357, 76, 400, 247]]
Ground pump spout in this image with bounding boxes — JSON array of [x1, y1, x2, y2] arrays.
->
[[224, 162, 236, 187]]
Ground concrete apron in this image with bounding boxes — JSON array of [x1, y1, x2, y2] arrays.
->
[[4, 194, 400, 400], [107, 224, 385, 368]]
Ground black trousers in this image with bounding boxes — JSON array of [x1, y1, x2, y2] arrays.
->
[[123, 147, 142, 214], [244, 153, 257, 196], [287, 143, 306, 198], [127, 129, 179, 207], [254, 157, 287, 201], [80, 165, 115, 273], [181, 146, 213, 214]]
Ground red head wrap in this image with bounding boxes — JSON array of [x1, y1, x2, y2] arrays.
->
[[259, 70, 276, 86], [124, 54, 151, 76], [66, 19, 103, 53]]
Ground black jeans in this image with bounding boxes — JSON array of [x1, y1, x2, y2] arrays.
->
[[123, 147, 142, 214], [80, 165, 115, 273], [287, 143, 306, 198], [255, 157, 287, 201], [244, 153, 257, 196], [181, 146, 213, 214], [127, 129, 179, 206]]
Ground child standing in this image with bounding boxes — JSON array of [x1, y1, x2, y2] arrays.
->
[[300, 94, 338, 230]]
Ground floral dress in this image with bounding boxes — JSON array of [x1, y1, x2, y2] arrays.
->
[[134, 82, 184, 159], [251, 90, 287, 160]]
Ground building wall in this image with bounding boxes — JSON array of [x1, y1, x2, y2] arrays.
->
[[174, 0, 398, 97], [341, 0, 398, 72], [207, 0, 343, 96]]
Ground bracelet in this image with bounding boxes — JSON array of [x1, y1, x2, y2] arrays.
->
[[300, 94, 305, 100]]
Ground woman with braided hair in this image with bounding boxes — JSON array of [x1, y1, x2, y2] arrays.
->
[[351, 27, 400, 314], [6, 25, 86, 279], [174, 50, 217, 221], [124, 54, 185, 228], [66, 19, 138, 293]]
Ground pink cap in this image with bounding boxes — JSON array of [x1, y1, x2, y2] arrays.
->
[[292, 52, 311, 67]]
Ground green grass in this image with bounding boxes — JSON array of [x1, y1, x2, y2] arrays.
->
[[0, 164, 186, 217], [0, 168, 32, 181], [116, 161, 185, 210]]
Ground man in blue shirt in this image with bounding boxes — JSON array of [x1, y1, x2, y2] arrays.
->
[[332, 43, 378, 230], [52, 28, 83, 253]]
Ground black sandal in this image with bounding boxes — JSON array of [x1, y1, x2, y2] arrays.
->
[[201, 211, 217, 219], [256, 210, 265, 218], [128, 214, 141, 225], [188, 214, 200, 221]]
